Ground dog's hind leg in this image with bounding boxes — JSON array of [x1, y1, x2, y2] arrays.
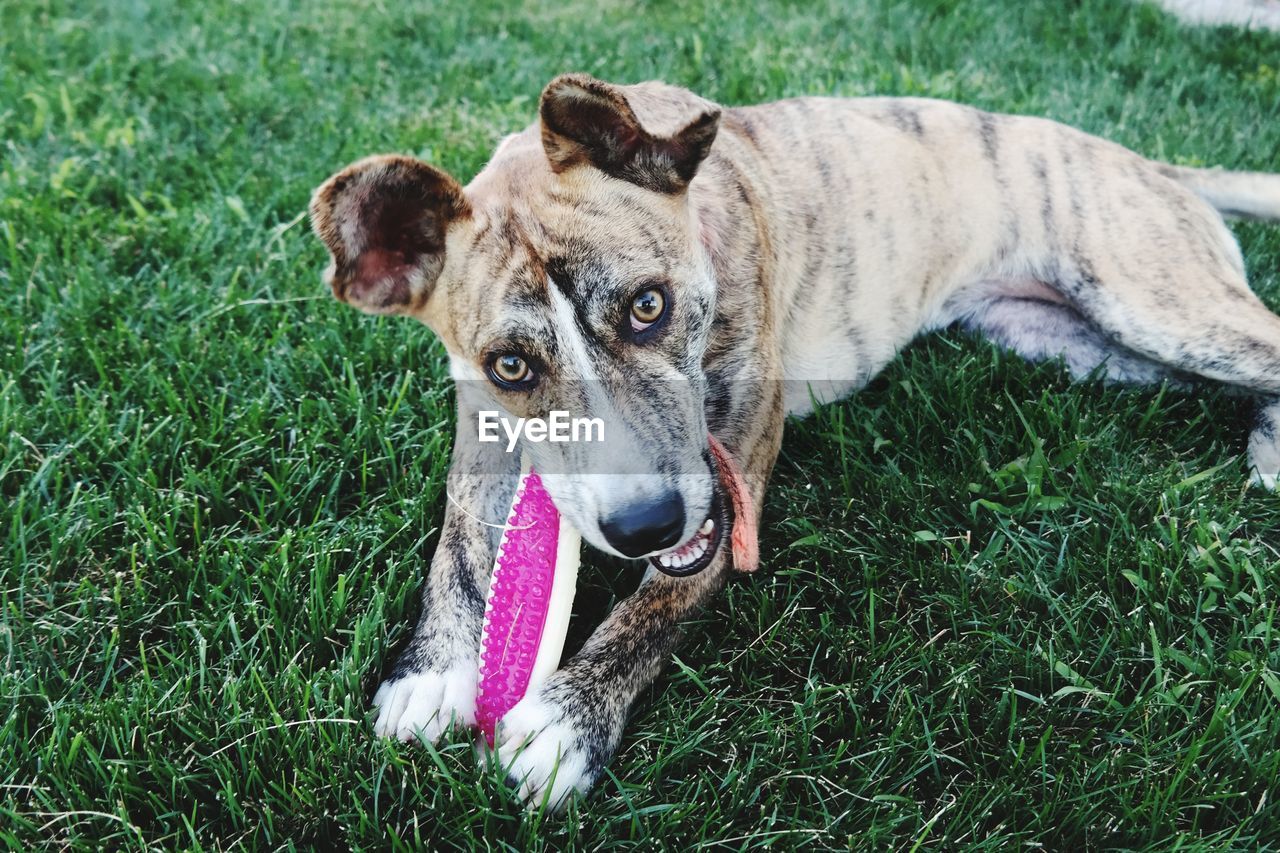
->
[[1038, 182, 1280, 486], [960, 155, 1280, 487], [957, 282, 1189, 386], [966, 268, 1280, 487], [1249, 399, 1280, 489]]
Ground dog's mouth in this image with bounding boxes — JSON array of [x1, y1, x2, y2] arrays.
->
[[648, 487, 729, 577]]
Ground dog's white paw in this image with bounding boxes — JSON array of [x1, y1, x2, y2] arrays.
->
[[1248, 437, 1280, 490], [372, 667, 476, 743], [1249, 404, 1280, 490], [492, 690, 599, 812]]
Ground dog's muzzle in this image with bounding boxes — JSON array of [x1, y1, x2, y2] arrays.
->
[[648, 485, 729, 576]]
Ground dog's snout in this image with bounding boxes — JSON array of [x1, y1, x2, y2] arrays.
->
[[600, 493, 686, 557]]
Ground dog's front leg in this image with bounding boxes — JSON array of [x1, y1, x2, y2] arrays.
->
[[494, 415, 783, 811], [371, 401, 519, 743], [491, 561, 729, 808]]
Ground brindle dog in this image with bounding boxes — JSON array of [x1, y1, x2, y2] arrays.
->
[[309, 73, 1280, 810]]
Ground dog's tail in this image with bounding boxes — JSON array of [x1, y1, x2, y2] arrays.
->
[[1160, 164, 1280, 221]]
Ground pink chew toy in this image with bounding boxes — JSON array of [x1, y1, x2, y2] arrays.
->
[[475, 465, 580, 747]]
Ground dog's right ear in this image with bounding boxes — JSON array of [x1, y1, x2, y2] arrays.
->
[[309, 154, 470, 315], [540, 74, 720, 194]]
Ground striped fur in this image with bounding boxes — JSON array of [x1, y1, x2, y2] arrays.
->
[[311, 74, 1280, 810]]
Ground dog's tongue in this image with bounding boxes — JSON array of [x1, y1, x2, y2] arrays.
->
[[707, 433, 758, 573]]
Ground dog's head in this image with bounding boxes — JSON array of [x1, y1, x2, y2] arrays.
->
[[310, 74, 733, 575]]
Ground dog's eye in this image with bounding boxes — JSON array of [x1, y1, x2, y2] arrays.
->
[[488, 353, 534, 388], [630, 288, 667, 333]]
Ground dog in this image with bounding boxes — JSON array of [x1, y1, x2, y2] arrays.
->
[[309, 73, 1280, 810]]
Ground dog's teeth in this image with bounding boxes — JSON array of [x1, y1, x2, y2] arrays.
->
[[654, 524, 718, 571]]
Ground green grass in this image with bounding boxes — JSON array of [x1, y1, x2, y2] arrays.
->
[[3, 0, 1280, 848]]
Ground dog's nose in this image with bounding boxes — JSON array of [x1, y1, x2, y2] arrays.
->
[[600, 493, 686, 557]]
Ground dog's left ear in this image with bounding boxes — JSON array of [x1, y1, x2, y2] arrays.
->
[[309, 154, 470, 315], [540, 73, 721, 194]]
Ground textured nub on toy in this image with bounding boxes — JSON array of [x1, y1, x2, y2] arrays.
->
[[475, 468, 580, 747]]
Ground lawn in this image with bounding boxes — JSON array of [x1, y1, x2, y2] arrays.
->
[[3, 0, 1280, 848]]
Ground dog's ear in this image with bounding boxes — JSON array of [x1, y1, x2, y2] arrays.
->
[[309, 154, 470, 315], [539, 74, 720, 194]]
